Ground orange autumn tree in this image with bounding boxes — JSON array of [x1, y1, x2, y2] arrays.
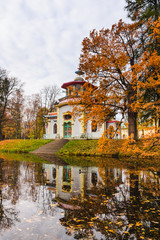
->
[[121, 18, 160, 157], [68, 81, 115, 136], [132, 18, 160, 131], [132, 52, 160, 131], [78, 20, 148, 140]]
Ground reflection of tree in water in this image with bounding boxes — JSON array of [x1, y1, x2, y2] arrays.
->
[[7, 160, 21, 205], [60, 168, 160, 240], [0, 159, 57, 232], [23, 162, 46, 202], [22, 162, 56, 216], [0, 159, 19, 230]]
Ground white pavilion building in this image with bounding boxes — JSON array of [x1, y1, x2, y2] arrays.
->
[[44, 72, 120, 139]]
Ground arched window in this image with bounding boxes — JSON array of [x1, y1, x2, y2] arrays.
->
[[52, 168, 56, 179], [64, 114, 72, 120], [91, 120, 97, 132], [53, 123, 57, 134], [91, 172, 97, 186]]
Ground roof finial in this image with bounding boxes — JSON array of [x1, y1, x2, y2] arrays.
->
[[75, 70, 84, 76]]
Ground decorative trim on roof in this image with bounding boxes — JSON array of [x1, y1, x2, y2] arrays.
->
[[48, 112, 57, 116], [106, 120, 119, 123], [61, 81, 85, 89]]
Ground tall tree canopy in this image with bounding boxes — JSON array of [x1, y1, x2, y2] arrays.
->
[[132, 18, 160, 130], [125, 0, 160, 128], [0, 68, 21, 140], [41, 85, 61, 112], [3, 89, 24, 139], [79, 20, 148, 139]]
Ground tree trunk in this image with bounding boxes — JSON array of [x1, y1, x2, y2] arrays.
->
[[0, 124, 3, 140], [128, 110, 138, 140], [127, 88, 138, 140], [0, 121, 3, 141], [158, 118, 160, 133]]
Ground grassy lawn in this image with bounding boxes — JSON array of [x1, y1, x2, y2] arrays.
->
[[57, 140, 99, 156], [57, 139, 129, 157], [57, 139, 125, 157], [57, 138, 160, 159], [0, 139, 52, 153], [57, 139, 122, 156]]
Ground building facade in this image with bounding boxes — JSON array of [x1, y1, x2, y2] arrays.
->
[[44, 73, 120, 139]]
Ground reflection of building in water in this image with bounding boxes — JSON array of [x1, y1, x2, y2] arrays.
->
[[43, 164, 57, 188], [43, 164, 125, 202]]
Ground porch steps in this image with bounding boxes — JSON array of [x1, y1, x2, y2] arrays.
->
[[30, 139, 69, 155]]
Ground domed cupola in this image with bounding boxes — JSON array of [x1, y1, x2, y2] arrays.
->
[[61, 71, 86, 96], [74, 76, 84, 82]]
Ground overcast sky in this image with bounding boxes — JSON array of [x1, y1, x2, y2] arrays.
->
[[0, 0, 128, 95]]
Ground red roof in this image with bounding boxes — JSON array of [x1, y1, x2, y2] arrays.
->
[[49, 112, 57, 116], [106, 120, 119, 123], [61, 81, 85, 89]]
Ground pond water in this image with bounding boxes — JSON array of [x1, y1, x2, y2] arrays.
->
[[0, 155, 159, 240]]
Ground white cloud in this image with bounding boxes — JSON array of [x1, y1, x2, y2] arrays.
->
[[0, 0, 128, 95]]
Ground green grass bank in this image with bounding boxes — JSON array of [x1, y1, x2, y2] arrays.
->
[[57, 139, 120, 156], [57, 139, 160, 159], [0, 139, 52, 153]]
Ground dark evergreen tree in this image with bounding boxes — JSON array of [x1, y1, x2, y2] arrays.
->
[[125, 0, 160, 21]]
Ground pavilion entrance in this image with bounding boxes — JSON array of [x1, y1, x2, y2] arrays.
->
[[64, 122, 72, 138]]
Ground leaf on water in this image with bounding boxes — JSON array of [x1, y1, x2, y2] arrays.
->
[[108, 229, 115, 233], [50, 204, 56, 207], [26, 219, 32, 223], [91, 217, 97, 221], [38, 210, 43, 215], [152, 221, 159, 224], [117, 221, 123, 226], [89, 222, 94, 226], [136, 222, 142, 226], [33, 217, 41, 222], [17, 228, 22, 231], [128, 223, 134, 228]]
